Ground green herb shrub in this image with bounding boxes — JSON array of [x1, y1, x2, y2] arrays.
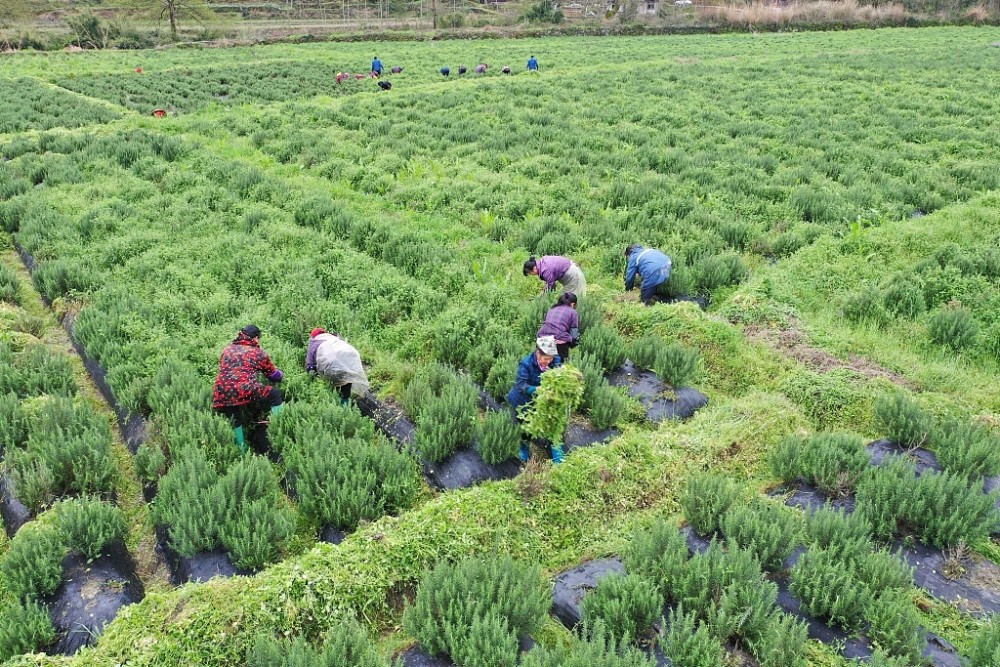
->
[[661, 264, 695, 299], [580, 574, 663, 642], [520, 621, 656, 667], [518, 295, 556, 340], [653, 343, 700, 388], [680, 472, 739, 535], [520, 365, 584, 445], [843, 287, 889, 327], [0, 600, 56, 661], [967, 618, 1000, 667], [269, 400, 375, 457], [693, 253, 748, 291], [868, 649, 912, 667], [858, 549, 915, 596], [578, 324, 627, 373], [217, 456, 296, 570], [0, 392, 27, 450], [928, 303, 979, 350], [55, 496, 126, 560], [154, 447, 224, 557], [575, 297, 602, 334], [32, 258, 95, 301], [485, 352, 520, 402], [250, 617, 388, 667], [402, 556, 550, 666], [875, 391, 932, 447], [804, 504, 872, 558], [660, 606, 725, 667], [406, 365, 479, 463], [0, 523, 66, 601], [882, 274, 925, 318], [0, 264, 18, 303], [8, 397, 115, 512], [932, 419, 1000, 483], [587, 381, 627, 430], [0, 344, 77, 399], [721, 499, 802, 572], [790, 548, 871, 633], [867, 591, 926, 664], [134, 440, 167, 485], [768, 435, 803, 483], [855, 456, 914, 542], [628, 335, 661, 371], [672, 541, 775, 642], [779, 432, 869, 497], [750, 612, 809, 667], [286, 433, 419, 531], [477, 410, 522, 465], [621, 519, 690, 599]]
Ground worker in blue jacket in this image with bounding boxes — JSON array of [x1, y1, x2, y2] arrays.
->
[[371, 56, 383, 76], [507, 336, 564, 464], [625, 244, 672, 306], [527, 55, 539, 71]]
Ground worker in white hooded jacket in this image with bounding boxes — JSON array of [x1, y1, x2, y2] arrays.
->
[[305, 328, 370, 405]]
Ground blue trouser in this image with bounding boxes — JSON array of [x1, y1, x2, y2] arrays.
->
[[640, 264, 672, 303]]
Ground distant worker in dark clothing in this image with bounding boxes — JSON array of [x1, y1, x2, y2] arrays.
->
[[537, 292, 580, 361], [391, 66, 403, 74], [306, 328, 369, 406], [625, 244, 672, 306], [378, 80, 392, 91], [475, 63, 488, 74], [527, 55, 539, 71], [502, 65, 511, 74], [441, 66, 451, 77], [372, 56, 383, 76], [523, 255, 587, 297], [507, 336, 564, 464], [458, 65, 468, 75], [212, 325, 284, 454]]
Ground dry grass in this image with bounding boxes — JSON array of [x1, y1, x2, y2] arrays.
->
[[696, 0, 908, 27], [963, 4, 990, 22]]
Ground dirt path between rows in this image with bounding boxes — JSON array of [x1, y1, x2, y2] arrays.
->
[[744, 318, 917, 389]]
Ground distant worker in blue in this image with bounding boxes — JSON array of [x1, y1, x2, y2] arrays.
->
[[624, 244, 672, 306], [372, 56, 383, 77], [507, 336, 565, 464], [527, 55, 539, 71], [440, 66, 451, 77]]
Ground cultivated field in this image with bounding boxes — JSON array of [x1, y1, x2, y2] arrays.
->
[[1, 26, 1000, 667]]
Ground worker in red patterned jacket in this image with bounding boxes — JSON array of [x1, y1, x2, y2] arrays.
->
[[212, 324, 284, 453]]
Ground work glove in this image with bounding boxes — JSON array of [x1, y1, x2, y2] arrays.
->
[[526, 385, 536, 396], [268, 369, 284, 383]]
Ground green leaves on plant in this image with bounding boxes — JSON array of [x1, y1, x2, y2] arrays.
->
[[580, 574, 663, 643], [519, 364, 584, 445], [680, 472, 739, 536]]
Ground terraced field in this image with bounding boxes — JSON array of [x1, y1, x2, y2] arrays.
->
[[1, 26, 1000, 667]]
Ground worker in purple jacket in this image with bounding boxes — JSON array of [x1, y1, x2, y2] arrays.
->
[[537, 292, 580, 361], [523, 255, 587, 297]]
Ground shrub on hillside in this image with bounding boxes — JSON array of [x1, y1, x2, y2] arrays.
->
[[874, 391, 932, 447], [932, 419, 1000, 483], [477, 410, 521, 465], [750, 612, 809, 667], [721, 499, 802, 572], [580, 574, 663, 642], [653, 343, 700, 387], [0, 392, 27, 450], [154, 447, 224, 557], [578, 324, 627, 373], [0, 264, 18, 303], [804, 504, 872, 558], [843, 286, 889, 327], [403, 556, 550, 666], [249, 617, 388, 667], [621, 519, 689, 599], [928, 303, 979, 350], [781, 432, 869, 498], [867, 591, 926, 664], [0, 523, 66, 601], [216, 456, 296, 570], [660, 606, 725, 667], [790, 547, 871, 633], [55, 496, 126, 560], [134, 440, 167, 485], [967, 618, 1000, 667], [680, 472, 739, 535], [0, 600, 56, 662], [587, 381, 627, 430], [520, 622, 656, 667], [881, 274, 925, 318]]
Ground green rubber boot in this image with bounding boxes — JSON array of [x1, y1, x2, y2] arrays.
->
[[233, 426, 247, 455], [270, 404, 284, 418], [550, 442, 565, 464]]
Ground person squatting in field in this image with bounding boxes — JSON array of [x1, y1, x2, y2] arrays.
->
[[475, 63, 488, 74], [523, 255, 587, 297], [625, 244, 673, 306], [212, 324, 284, 454], [537, 292, 580, 361], [305, 328, 370, 406], [507, 336, 565, 464]]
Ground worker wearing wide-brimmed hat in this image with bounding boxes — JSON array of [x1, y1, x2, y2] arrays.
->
[[507, 335, 565, 464], [305, 328, 369, 406]]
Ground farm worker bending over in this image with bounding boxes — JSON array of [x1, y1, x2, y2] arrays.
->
[[212, 324, 284, 454], [523, 255, 587, 297], [537, 292, 580, 361], [306, 328, 370, 406], [507, 336, 565, 464], [625, 244, 672, 306], [372, 56, 383, 76], [527, 55, 539, 71]]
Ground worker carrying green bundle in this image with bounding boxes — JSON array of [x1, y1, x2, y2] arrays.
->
[[625, 244, 672, 306], [212, 324, 284, 454], [507, 335, 565, 464], [306, 328, 370, 406], [523, 255, 587, 297]]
